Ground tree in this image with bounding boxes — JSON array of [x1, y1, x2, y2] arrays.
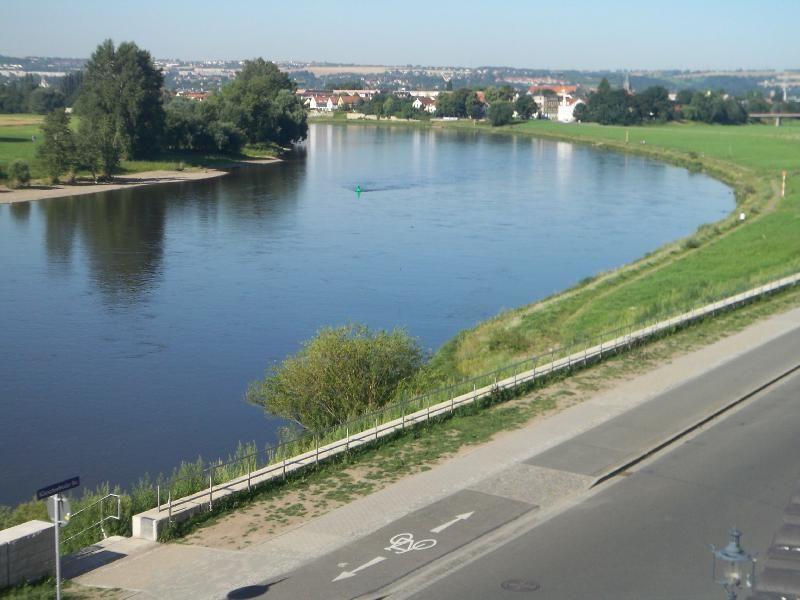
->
[[682, 91, 747, 124], [581, 79, 638, 125], [59, 71, 84, 107], [76, 39, 165, 162], [488, 101, 514, 126], [217, 58, 308, 147], [37, 108, 75, 183], [28, 87, 65, 114], [514, 95, 537, 120], [484, 85, 514, 104], [464, 92, 483, 119], [675, 89, 694, 106], [7, 160, 30, 188], [247, 324, 423, 433], [633, 86, 673, 122]]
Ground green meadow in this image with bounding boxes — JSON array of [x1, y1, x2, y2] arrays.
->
[[422, 119, 800, 379]]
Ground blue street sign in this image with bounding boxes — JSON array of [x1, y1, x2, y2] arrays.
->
[[36, 476, 80, 500]]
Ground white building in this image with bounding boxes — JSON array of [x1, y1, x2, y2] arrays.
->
[[556, 90, 584, 123], [412, 97, 437, 113]]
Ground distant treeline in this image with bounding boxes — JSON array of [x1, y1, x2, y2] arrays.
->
[[0, 71, 83, 113], [577, 78, 800, 126], [19, 39, 308, 184]]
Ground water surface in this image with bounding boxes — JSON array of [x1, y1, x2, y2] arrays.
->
[[0, 124, 733, 504]]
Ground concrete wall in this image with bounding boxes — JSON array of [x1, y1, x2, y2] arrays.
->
[[0, 520, 54, 589]]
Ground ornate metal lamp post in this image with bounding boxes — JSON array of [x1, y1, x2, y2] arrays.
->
[[712, 528, 757, 599]]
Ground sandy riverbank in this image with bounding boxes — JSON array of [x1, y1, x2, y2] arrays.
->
[[0, 158, 280, 205]]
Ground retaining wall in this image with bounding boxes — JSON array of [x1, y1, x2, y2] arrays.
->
[[0, 520, 54, 589]]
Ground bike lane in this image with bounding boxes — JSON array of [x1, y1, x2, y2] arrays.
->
[[232, 489, 534, 599]]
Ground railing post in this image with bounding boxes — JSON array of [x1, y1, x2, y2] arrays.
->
[[315, 437, 319, 465], [346, 426, 350, 451], [282, 457, 287, 480], [209, 473, 213, 511], [168, 491, 172, 523], [401, 408, 405, 430], [157, 484, 160, 513], [99, 497, 106, 539], [375, 417, 378, 441], [247, 466, 251, 493]]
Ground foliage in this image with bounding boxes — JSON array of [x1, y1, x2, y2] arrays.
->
[[435, 88, 478, 118], [59, 71, 84, 107], [484, 85, 515, 104], [0, 76, 66, 114], [247, 324, 424, 433], [488, 101, 514, 126], [680, 91, 748, 124], [215, 58, 307, 147], [36, 108, 75, 182], [76, 39, 165, 162], [514, 95, 537, 120], [580, 78, 638, 125], [163, 96, 245, 153], [7, 159, 30, 188], [632, 86, 674, 122]]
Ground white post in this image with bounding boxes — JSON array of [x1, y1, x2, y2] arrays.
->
[[782, 171, 787, 198], [54, 493, 62, 600]]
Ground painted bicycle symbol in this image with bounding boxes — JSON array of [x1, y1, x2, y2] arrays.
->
[[385, 532, 437, 555]]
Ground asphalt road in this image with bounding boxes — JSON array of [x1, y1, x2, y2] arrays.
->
[[405, 369, 800, 600]]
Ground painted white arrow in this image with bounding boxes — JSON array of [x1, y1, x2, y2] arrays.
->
[[332, 556, 387, 582], [430, 511, 474, 534]]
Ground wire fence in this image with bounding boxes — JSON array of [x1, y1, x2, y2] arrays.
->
[[150, 269, 800, 525]]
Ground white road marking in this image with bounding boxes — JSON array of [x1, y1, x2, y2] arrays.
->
[[385, 532, 437, 554], [430, 511, 474, 534], [332, 556, 387, 582]]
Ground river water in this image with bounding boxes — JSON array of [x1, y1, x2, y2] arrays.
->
[[0, 124, 733, 505]]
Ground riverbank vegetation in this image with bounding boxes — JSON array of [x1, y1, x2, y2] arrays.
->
[[0, 41, 307, 185], [247, 324, 423, 433]]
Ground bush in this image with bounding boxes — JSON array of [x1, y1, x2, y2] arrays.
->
[[247, 324, 423, 433], [488, 101, 514, 127], [7, 160, 30, 188]]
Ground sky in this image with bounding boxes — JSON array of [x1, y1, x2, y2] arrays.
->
[[3, 0, 799, 71]]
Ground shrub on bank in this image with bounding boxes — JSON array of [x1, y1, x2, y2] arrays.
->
[[7, 160, 30, 188], [247, 324, 424, 433]]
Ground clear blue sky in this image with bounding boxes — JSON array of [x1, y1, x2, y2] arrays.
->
[[3, 0, 799, 70]]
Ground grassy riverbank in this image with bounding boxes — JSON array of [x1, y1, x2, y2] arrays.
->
[[0, 114, 280, 184], [395, 119, 800, 382]]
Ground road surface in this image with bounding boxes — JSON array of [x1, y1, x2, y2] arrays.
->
[[404, 370, 800, 599]]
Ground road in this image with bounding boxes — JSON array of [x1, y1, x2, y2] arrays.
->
[[403, 370, 800, 600], [222, 327, 800, 600]]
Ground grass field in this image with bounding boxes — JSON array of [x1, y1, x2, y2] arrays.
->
[[0, 113, 279, 182], [416, 119, 800, 380]]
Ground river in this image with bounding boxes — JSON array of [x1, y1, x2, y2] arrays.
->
[[0, 124, 733, 505]]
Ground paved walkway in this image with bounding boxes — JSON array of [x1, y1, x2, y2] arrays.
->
[[68, 307, 800, 599]]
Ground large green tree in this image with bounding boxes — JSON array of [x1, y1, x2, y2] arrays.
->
[[514, 95, 537, 120], [36, 108, 75, 183], [217, 58, 307, 147], [76, 39, 165, 166]]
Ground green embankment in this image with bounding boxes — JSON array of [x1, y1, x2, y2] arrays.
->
[[0, 114, 278, 182], [415, 119, 800, 381]]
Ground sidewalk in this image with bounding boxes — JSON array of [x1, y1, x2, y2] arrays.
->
[[68, 306, 800, 599]]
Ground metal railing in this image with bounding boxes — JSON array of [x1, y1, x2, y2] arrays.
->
[[62, 493, 121, 545], [152, 270, 800, 521]]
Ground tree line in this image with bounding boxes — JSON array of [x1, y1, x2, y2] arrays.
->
[[31, 40, 308, 183], [574, 78, 772, 126]]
